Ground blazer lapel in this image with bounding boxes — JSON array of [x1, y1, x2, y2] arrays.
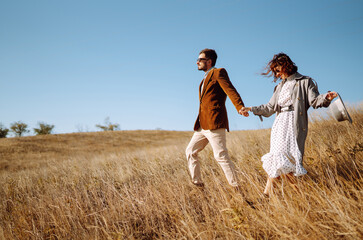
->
[[200, 70, 214, 100]]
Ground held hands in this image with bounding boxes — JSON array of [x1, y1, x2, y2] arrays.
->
[[239, 107, 252, 117], [326, 91, 338, 101]]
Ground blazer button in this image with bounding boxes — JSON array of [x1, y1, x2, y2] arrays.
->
[[297, 97, 300, 101], [303, 128, 306, 131], [300, 112, 303, 115]]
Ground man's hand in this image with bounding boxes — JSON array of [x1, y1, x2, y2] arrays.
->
[[326, 91, 338, 101], [239, 107, 251, 117]]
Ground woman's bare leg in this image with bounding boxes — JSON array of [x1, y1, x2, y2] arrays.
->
[[263, 177, 274, 196]]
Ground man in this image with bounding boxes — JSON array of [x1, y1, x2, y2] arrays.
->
[[186, 48, 248, 188]]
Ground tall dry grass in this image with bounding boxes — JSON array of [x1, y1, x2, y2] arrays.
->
[[0, 107, 362, 239]]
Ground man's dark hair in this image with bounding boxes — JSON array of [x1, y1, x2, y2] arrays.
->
[[200, 48, 217, 66]]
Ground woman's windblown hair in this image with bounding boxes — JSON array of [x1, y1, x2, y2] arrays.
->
[[262, 53, 298, 82]]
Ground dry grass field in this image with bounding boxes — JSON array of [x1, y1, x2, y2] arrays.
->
[[0, 106, 362, 239]]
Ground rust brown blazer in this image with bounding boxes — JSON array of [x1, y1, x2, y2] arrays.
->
[[194, 68, 244, 132]]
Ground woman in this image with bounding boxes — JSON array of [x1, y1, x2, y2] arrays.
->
[[242, 53, 337, 196]]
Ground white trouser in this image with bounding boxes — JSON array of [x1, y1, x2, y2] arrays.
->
[[186, 128, 239, 187]]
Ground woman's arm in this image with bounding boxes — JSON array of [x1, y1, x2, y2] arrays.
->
[[241, 94, 276, 118], [251, 101, 276, 117], [250, 85, 278, 117], [307, 79, 335, 109]]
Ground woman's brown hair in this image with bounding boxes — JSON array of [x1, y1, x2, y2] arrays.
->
[[262, 53, 298, 82]]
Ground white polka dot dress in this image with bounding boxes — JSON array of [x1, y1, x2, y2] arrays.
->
[[261, 80, 307, 178]]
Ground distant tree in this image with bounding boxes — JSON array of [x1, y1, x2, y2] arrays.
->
[[10, 121, 29, 137], [96, 117, 120, 131], [0, 124, 9, 138], [34, 122, 55, 135], [75, 124, 90, 133]]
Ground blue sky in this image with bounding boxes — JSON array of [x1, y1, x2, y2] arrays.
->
[[1, 0, 362, 134]]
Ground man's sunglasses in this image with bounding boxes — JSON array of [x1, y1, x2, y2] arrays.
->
[[197, 58, 209, 62]]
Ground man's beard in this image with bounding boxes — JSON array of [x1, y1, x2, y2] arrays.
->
[[198, 65, 207, 71]]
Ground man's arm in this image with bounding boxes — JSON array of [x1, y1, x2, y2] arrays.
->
[[216, 68, 245, 112]]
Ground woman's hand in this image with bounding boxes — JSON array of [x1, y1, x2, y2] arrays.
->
[[242, 107, 252, 112], [326, 91, 338, 101], [239, 107, 251, 117]]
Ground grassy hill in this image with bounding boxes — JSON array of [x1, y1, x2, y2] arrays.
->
[[0, 130, 192, 173], [0, 107, 362, 239]]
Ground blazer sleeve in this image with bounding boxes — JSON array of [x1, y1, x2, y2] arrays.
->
[[307, 78, 331, 109], [251, 86, 277, 118], [216, 68, 245, 111]]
